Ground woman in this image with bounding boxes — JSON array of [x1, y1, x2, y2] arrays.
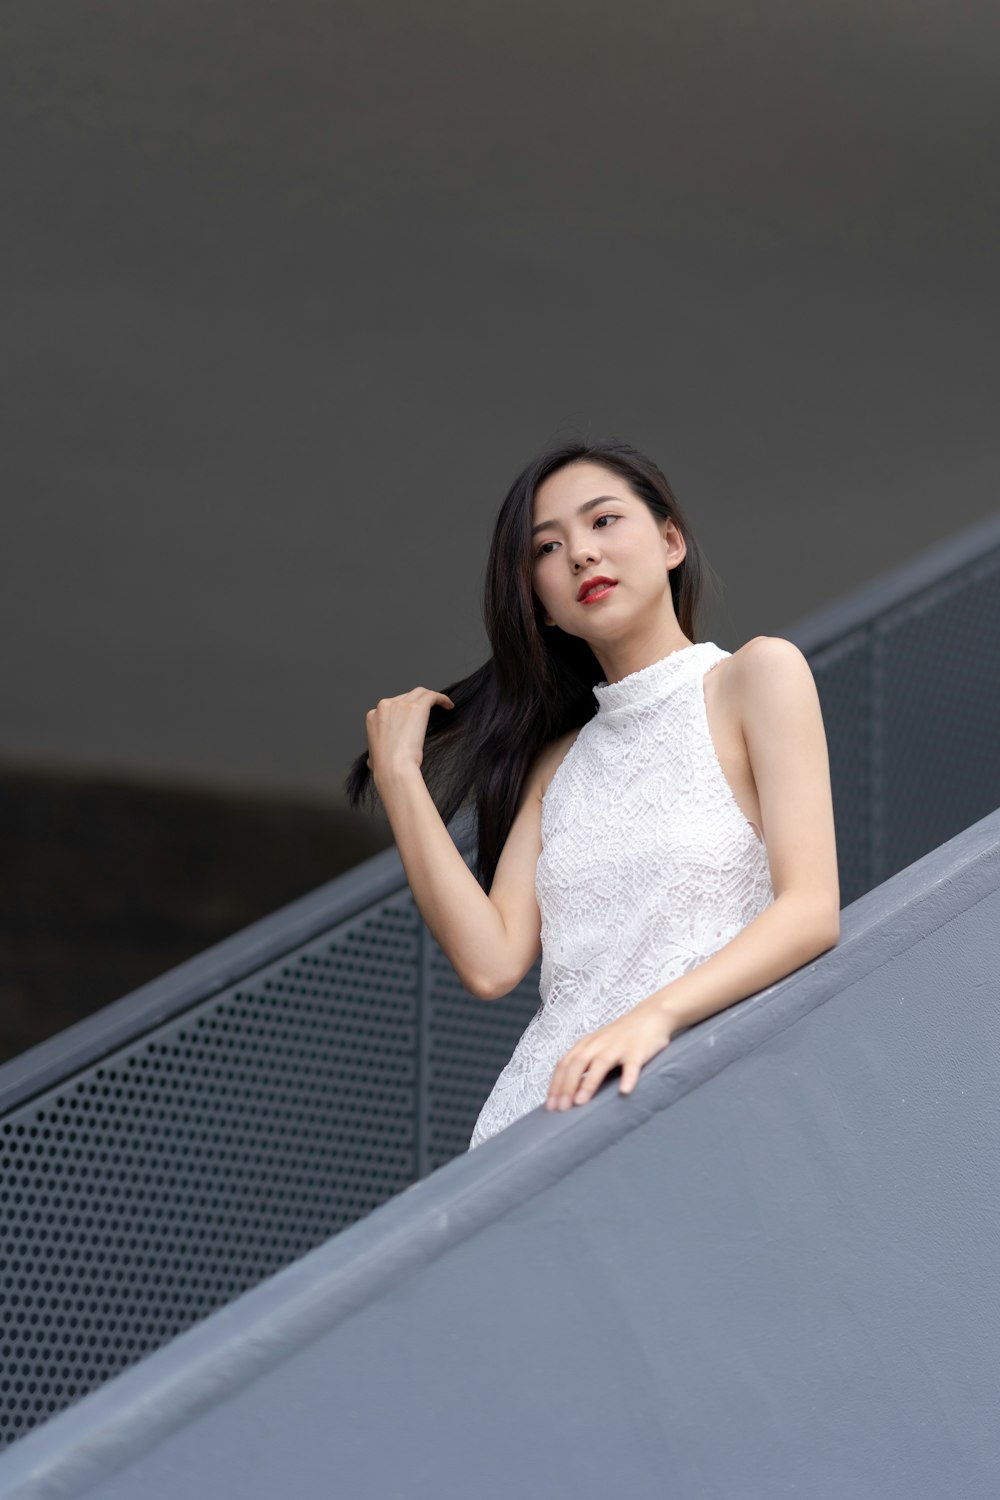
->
[[347, 440, 839, 1147]]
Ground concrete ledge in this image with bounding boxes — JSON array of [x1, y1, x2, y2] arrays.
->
[[2, 804, 997, 1500]]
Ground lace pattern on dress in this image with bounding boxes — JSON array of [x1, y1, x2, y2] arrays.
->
[[469, 641, 774, 1148]]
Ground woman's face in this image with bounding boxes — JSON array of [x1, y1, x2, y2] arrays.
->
[[530, 461, 686, 641]]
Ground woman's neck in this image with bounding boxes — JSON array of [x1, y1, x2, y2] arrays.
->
[[591, 621, 694, 686]]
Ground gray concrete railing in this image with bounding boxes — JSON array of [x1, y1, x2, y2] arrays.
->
[[1, 803, 998, 1499]]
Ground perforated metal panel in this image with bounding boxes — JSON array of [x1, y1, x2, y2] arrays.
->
[[0, 892, 424, 1446], [0, 884, 540, 1448], [878, 550, 1000, 881], [421, 949, 541, 1174], [807, 545, 1000, 899]]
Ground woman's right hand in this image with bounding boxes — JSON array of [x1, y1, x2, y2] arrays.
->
[[365, 687, 454, 784]]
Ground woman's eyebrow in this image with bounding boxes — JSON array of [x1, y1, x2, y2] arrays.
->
[[531, 495, 622, 537]]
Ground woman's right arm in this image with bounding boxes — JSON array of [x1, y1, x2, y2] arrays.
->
[[366, 686, 558, 1000]]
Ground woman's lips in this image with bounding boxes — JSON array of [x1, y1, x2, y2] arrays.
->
[[579, 580, 617, 605]]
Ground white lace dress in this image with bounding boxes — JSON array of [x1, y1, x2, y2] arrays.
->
[[469, 640, 775, 1148]]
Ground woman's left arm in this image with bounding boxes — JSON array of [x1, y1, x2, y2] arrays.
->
[[546, 636, 840, 1112]]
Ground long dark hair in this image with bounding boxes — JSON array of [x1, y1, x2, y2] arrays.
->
[[345, 440, 708, 887]]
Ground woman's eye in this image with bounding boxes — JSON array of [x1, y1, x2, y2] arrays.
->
[[594, 513, 619, 529], [535, 540, 558, 558]]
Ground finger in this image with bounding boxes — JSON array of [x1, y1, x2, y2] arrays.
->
[[559, 1048, 598, 1110], [414, 687, 454, 707], [619, 1057, 642, 1096], [547, 1046, 585, 1111], [545, 1054, 571, 1110], [574, 1053, 612, 1105]]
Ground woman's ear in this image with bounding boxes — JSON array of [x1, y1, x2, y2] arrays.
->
[[663, 518, 687, 571]]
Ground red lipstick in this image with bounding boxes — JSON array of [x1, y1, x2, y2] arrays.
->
[[577, 575, 617, 604]]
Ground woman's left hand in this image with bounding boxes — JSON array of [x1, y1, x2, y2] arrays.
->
[[545, 997, 678, 1112]]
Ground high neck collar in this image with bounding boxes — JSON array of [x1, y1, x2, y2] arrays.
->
[[592, 641, 721, 715]]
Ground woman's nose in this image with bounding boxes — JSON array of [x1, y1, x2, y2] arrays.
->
[[570, 538, 599, 569]]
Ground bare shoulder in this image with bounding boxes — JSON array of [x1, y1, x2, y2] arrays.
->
[[721, 637, 828, 763], [729, 634, 810, 671], [724, 635, 817, 699]]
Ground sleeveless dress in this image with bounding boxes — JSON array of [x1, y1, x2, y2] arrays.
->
[[469, 641, 775, 1148]]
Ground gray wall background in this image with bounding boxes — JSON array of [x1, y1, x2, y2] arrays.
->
[[3, 0, 999, 800]]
